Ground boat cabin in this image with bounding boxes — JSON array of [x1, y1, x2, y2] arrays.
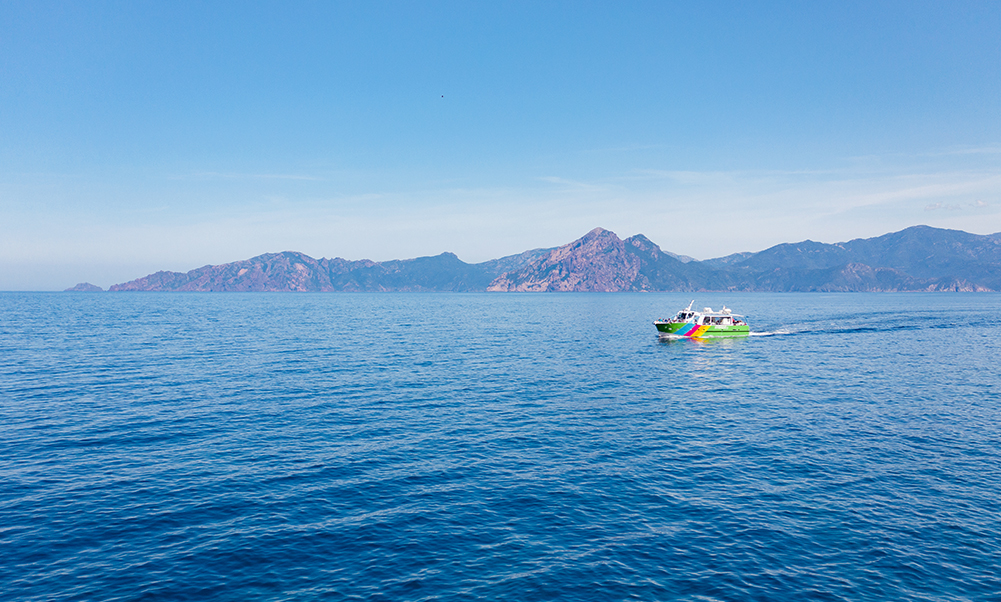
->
[[668, 304, 746, 326], [702, 315, 735, 326]]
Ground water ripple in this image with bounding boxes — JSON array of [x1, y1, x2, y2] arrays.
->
[[2, 292, 1000, 600]]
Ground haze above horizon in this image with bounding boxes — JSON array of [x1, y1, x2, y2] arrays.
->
[[2, 1, 1000, 290]]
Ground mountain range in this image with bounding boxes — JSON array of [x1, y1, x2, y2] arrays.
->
[[71, 225, 1001, 293]]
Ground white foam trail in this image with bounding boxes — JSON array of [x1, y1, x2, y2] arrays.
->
[[750, 329, 795, 337]]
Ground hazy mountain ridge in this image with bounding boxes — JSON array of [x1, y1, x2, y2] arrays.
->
[[717, 226, 1001, 291], [106, 225, 1001, 292], [108, 250, 544, 292]]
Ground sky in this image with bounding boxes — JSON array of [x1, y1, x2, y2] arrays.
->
[[2, 1, 1000, 290]]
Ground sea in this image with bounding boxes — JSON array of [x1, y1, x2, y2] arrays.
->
[[2, 292, 999, 601]]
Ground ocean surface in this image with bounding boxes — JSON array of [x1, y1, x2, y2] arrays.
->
[[2, 292, 1000, 601]]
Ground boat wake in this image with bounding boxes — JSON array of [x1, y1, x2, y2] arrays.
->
[[750, 321, 930, 338]]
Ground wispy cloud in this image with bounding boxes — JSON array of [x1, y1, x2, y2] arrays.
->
[[925, 146, 1001, 157], [7, 149, 1001, 287], [926, 200, 991, 211], [536, 176, 608, 191], [847, 146, 1001, 163]]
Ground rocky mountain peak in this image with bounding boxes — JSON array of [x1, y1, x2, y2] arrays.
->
[[487, 228, 641, 291], [624, 234, 662, 259]]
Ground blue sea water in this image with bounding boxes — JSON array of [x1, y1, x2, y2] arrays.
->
[[2, 292, 1000, 601]]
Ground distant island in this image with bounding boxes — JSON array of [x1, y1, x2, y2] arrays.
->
[[64, 282, 104, 292], [80, 225, 1001, 293]]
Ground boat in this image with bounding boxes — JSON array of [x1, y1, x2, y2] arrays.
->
[[654, 300, 749, 337]]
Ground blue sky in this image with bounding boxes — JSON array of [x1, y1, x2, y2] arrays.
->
[[2, 1, 1000, 289]]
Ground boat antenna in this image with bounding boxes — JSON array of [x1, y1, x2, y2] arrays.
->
[[686, 300, 694, 311]]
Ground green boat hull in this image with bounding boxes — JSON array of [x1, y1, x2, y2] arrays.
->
[[655, 322, 750, 337]]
